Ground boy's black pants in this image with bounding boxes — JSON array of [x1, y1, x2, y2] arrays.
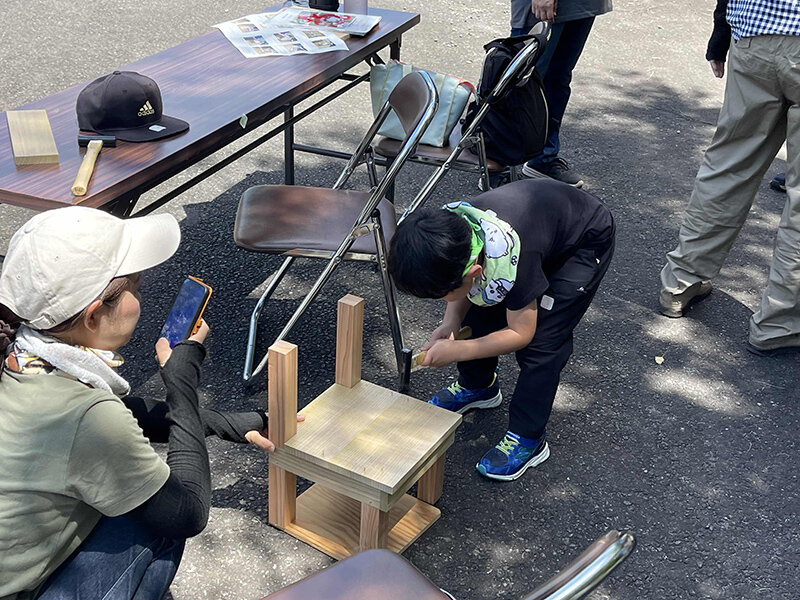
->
[[457, 241, 614, 440]]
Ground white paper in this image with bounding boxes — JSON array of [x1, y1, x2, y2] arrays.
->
[[264, 6, 381, 36], [214, 13, 349, 58]]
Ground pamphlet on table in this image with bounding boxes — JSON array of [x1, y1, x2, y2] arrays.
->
[[267, 7, 381, 36], [214, 12, 349, 58]]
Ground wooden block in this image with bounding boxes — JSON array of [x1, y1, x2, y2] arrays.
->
[[6, 110, 59, 166], [359, 503, 387, 551], [268, 464, 296, 529], [335, 294, 364, 388], [417, 454, 446, 505], [282, 380, 461, 494], [283, 484, 440, 560], [268, 340, 298, 448]]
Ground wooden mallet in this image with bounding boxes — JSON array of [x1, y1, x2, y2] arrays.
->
[[71, 134, 116, 196]]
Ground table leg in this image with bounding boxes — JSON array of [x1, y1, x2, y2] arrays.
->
[[390, 36, 401, 61], [284, 106, 295, 185], [417, 454, 446, 505], [105, 193, 141, 217], [359, 503, 388, 551]]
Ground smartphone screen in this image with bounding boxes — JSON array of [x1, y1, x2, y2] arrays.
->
[[160, 278, 211, 348]]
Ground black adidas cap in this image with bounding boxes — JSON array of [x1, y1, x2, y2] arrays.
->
[[76, 71, 189, 142]]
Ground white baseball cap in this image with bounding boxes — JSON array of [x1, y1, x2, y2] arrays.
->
[[0, 206, 181, 330]]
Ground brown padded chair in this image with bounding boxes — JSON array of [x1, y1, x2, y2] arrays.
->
[[234, 70, 438, 384], [259, 530, 635, 600], [374, 22, 551, 224]]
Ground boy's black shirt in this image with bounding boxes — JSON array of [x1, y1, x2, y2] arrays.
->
[[470, 178, 614, 311]]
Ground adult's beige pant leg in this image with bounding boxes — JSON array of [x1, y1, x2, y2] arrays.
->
[[750, 37, 800, 347], [660, 37, 787, 294]]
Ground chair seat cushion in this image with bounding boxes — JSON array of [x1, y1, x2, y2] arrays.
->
[[260, 550, 451, 600], [374, 124, 506, 171], [234, 186, 397, 255]]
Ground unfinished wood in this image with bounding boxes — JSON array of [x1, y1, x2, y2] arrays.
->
[[282, 380, 461, 494], [417, 454, 446, 505], [283, 484, 440, 560], [71, 140, 102, 196], [268, 464, 296, 529], [6, 110, 58, 166], [268, 340, 298, 448], [267, 341, 298, 529], [335, 294, 364, 387], [272, 431, 454, 511], [359, 503, 388, 551]]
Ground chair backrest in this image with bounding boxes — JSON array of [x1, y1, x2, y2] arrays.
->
[[523, 530, 636, 600], [483, 22, 550, 105], [333, 70, 438, 204]]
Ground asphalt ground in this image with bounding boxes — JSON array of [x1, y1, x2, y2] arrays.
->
[[1, 1, 798, 598]]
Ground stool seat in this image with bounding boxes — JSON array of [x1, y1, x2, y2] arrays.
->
[[234, 185, 398, 255], [374, 124, 506, 172]]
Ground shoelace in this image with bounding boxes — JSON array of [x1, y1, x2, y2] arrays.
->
[[446, 381, 465, 395], [496, 434, 520, 457]]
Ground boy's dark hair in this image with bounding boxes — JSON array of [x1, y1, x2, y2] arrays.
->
[[388, 208, 472, 299]]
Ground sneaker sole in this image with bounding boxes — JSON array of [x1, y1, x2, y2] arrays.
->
[[521, 164, 584, 188], [475, 442, 550, 481], [746, 342, 800, 357], [659, 287, 712, 318], [455, 390, 503, 414]]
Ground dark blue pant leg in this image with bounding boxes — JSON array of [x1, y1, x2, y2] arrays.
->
[[514, 18, 596, 167], [36, 514, 185, 600]]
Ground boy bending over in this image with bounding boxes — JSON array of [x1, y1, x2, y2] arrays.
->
[[389, 179, 615, 481]]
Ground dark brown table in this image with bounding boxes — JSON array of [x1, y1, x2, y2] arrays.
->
[[0, 7, 419, 216]]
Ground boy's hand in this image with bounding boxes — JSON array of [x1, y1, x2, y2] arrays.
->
[[422, 320, 461, 351], [155, 320, 210, 367], [422, 339, 461, 368], [245, 414, 305, 452]]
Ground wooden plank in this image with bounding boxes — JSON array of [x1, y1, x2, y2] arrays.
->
[[359, 503, 387, 551], [268, 340, 298, 448], [268, 464, 296, 529], [6, 110, 58, 166], [417, 454, 446, 505], [267, 340, 298, 528], [335, 294, 364, 387], [283, 380, 462, 493], [283, 484, 440, 560]]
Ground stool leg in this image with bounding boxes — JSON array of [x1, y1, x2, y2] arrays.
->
[[359, 503, 388, 551], [417, 454, 446, 505]]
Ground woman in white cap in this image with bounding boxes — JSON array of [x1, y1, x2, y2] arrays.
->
[[0, 207, 287, 600]]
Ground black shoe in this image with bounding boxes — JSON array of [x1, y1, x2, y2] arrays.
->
[[770, 173, 786, 192], [477, 170, 512, 192], [522, 157, 584, 188]]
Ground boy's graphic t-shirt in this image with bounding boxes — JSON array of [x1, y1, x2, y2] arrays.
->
[[470, 178, 614, 311]]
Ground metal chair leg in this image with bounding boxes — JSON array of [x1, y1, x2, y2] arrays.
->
[[243, 256, 296, 383], [371, 209, 405, 385]]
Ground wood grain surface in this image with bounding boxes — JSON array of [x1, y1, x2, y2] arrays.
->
[[280, 379, 462, 494], [0, 7, 419, 211]]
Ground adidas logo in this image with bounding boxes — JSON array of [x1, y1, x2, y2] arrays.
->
[[137, 101, 155, 117]]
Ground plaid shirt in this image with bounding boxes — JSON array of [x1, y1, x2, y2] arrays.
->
[[728, 0, 800, 40]]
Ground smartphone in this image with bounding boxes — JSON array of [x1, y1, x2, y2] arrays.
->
[[160, 276, 213, 348]]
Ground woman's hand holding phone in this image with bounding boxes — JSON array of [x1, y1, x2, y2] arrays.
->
[[156, 320, 210, 367]]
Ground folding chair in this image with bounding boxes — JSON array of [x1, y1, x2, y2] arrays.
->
[[372, 22, 551, 223], [233, 71, 438, 384], [259, 530, 636, 600]]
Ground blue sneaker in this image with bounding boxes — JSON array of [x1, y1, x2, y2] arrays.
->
[[476, 431, 550, 481], [429, 373, 502, 414]]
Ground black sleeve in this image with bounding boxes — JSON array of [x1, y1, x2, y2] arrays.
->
[[123, 396, 268, 444], [706, 0, 731, 62], [130, 341, 211, 539]]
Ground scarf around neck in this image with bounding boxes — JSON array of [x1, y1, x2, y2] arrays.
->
[[9, 325, 130, 396], [444, 201, 521, 306]]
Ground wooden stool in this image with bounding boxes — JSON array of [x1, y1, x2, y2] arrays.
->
[[267, 294, 462, 560]]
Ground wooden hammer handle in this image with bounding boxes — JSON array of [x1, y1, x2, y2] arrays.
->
[[71, 139, 102, 196]]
